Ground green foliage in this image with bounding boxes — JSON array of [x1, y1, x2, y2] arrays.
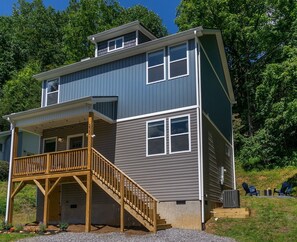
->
[[58, 221, 69, 231], [117, 5, 168, 38], [1, 222, 13, 231], [14, 224, 24, 232], [0, 61, 41, 130], [38, 222, 46, 233], [0, 161, 9, 181], [176, 0, 297, 170]]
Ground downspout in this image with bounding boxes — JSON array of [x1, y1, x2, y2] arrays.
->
[[5, 122, 15, 223], [194, 30, 205, 230], [231, 104, 236, 189]]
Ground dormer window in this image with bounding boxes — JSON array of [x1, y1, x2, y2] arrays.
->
[[108, 37, 124, 52], [46, 78, 59, 106]]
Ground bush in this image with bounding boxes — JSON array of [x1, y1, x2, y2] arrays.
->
[[0, 161, 9, 181], [58, 222, 69, 232]]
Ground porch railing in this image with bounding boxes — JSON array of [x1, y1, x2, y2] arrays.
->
[[13, 148, 88, 176]]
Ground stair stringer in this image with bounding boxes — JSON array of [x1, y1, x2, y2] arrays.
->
[[92, 174, 155, 231]]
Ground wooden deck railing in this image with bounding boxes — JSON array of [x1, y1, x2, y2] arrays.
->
[[91, 148, 157, 230], [13, 148, 88, 176]]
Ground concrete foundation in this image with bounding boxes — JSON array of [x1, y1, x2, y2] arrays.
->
[[158, 200, 202, 230]]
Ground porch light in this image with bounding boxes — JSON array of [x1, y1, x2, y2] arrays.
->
[[58, 137, 64, 142], [85, 134, 96, 138]]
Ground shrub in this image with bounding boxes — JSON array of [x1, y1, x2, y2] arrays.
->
[[14, 224, 24, 232], [0, 161, 9, 181], [38, 222, 46, 233], [1, 221, 13, 231], [58, 222, 69, 232]]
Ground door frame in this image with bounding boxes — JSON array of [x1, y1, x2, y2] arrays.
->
[[43, 137, 57, 153], [66, 133, 85, 150]]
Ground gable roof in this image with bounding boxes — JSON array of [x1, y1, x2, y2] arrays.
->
[[88, 20, 156, 44]]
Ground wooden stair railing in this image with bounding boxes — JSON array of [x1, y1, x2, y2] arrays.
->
[[91, 148, 170, 232]]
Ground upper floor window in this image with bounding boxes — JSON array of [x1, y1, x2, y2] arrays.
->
[[169, 43, 188, 79], [146, 119, 166, 156], [169, 115, 191, 153], [147, 49, 165, 84], [46, 78, 59, 106], [108, 37, 124, 52]]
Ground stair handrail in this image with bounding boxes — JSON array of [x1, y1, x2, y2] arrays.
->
[[91, 148, 158, 201]]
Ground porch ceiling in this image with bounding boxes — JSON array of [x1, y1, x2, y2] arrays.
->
[[3, 96, 117, 135]]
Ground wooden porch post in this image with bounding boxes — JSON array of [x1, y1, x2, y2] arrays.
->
[[7, 127, 18, 224], [120, 173, 124, 232], [43, 178, 50, 227], [85, 112, 94, 232]]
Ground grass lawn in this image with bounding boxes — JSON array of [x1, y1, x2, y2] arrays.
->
[[0, 233, 36, 242], [206, 165, 297, 242]]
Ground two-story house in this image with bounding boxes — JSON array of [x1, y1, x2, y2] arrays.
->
[[4, 21, 235, 232]]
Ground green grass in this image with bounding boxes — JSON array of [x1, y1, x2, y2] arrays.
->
[[206, 164, 297, 242], [0, 181, 36, 224], [0, 233, 36, 242]]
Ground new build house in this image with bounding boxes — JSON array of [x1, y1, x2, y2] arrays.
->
[[4, 21, 235, 232]]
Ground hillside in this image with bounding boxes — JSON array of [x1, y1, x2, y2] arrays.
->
[[206, 165, 297, 242]]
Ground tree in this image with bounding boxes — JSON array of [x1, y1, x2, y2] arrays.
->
[[11, 0, 65, 70], [62, 0, 123, 62], [0, 61, 41, 130], [117, 5, 168, 38], [176, 0, 297, 169]]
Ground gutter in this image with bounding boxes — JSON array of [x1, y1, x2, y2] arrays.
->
[[194, 30, 205, 230]]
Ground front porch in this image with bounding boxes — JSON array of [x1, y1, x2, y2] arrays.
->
[[4, 97, 164, 233]]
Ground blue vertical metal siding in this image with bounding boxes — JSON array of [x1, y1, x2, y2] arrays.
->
[[60, 39, 197, 119], [97, 32, 136, 56], [138, 31, 151, 44], [201, 50, 232, 142], [200, 35, 228, 91]]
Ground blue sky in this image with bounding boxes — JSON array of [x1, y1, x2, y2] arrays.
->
[[0, 0, 181, 33]]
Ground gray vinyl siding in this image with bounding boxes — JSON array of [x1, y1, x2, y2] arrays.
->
[[42, 120, 116, 162], [202, 114, 233, 203], [114, 108, 199, 201], [138, 31, 151, 44], [201, 49, 232, 142], [60, 39, 196, 119], [97, 32, 137, 56]]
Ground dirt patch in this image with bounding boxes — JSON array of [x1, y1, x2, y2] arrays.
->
[[24, 224, 149, 235]]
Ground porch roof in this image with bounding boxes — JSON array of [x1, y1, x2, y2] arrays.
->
[[3, 96, 118, 135]]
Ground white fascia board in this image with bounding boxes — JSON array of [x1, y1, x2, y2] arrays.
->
[[34, 27, 204, 81]]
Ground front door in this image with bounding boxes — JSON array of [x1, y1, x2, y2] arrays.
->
[[44, 137, 57, 153], [67, 134, 84, 149], [49, 185, 61, 224]]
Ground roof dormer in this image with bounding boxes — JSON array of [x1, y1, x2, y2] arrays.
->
[[88, 21, 156, 57]]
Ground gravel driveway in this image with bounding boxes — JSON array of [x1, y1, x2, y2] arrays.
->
[[18, 228, 236, 242]]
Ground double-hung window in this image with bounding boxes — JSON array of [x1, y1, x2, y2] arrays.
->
[[169, 115, 191, 153], [46, 78, 59, 106], [169, 43, 188, 79], [147, 119, 166, 156], [108, 37, 124, 52], [147, 49, 165, 84]]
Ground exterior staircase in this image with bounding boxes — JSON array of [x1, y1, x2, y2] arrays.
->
[[91, 148, 171, 232]]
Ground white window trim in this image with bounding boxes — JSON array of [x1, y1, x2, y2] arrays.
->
[[146, 48, 166, 85], [107, 37, 124, 52], [146, 118, 166, 157], [168, 42, 189, 80], [169, 114, 191, 154], [45, 78, 60, 106], [67, 133, 85, 150], [43, 137, 57, 153]]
